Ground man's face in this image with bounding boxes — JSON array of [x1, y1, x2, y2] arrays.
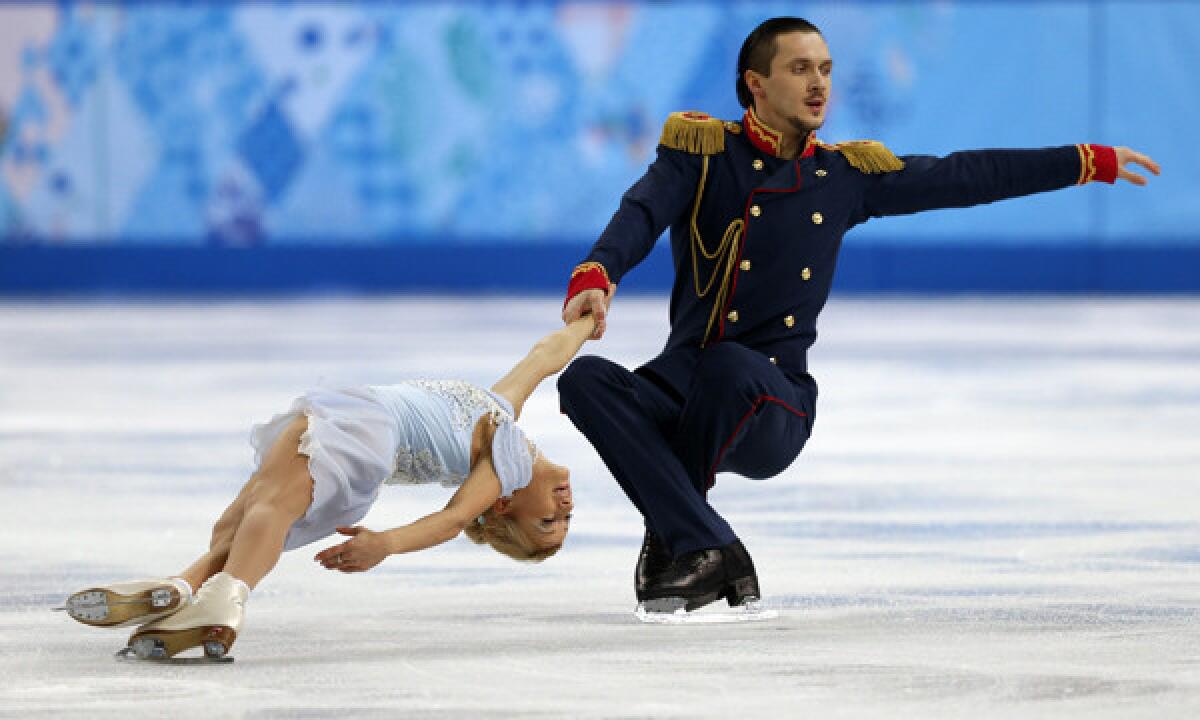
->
[[746, 31, 833, 135]]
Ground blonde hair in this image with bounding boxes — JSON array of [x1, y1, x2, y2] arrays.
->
[[464, 412, 560, 562], [463, 509, 561, 563]]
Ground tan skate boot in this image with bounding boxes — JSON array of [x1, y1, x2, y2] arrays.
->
[[60, 577, 192, 628], [124, 572, 248, 661]]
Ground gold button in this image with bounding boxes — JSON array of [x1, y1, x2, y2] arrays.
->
[[739, 260, 752, 271], [724, 121, 742, 135], [802, 267, 812, 281], [815, 169, 828, 177], [752, 159, 764, 171], [769, 357, 778, 365], [727, 310, 739, 323], [750, 205, 762, 217], [784, 315, 795, 328], [811, 212, 824, 225]]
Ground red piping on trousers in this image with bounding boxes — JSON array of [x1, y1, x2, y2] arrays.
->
[[707, 394, 808, 489]]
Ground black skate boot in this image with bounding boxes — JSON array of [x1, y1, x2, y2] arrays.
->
[[639, 539, 760, 614], [718, 539, 761, 607], [634, 530, 673, 602]]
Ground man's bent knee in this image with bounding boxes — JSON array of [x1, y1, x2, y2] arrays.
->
[[720, 407, 810, 479]]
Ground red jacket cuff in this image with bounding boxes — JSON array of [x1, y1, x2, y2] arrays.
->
[[564, 262, 610, 308], [1077, 144, 1118, 184]]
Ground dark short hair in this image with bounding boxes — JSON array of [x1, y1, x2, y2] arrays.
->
[[736, 17, 823, 108]]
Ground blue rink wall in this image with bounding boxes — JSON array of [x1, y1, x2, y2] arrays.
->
[[0, 1, 1197, 294]]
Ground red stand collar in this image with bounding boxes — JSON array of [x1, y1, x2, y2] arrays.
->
[[742, 108, 816, 159]]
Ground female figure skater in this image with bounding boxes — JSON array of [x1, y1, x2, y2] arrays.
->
[[61, 296, 610, 661]]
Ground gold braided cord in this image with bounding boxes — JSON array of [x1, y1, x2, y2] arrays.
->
[[689, 156, 719, 261], [699, 229, 742, 346], [686, 155, 745, 346], [692, 219, 743, 297]]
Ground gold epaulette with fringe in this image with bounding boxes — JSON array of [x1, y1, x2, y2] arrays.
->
[[816, 139, 905, 174], [660, 111, 727, 155]]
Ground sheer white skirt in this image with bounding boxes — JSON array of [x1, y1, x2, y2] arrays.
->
[[249, 387, 398, 551]]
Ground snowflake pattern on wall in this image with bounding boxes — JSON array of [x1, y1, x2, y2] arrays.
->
[[0, 2, 1190, 245]]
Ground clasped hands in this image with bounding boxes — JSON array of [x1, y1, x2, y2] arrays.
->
[[563, 282, 618, 340]]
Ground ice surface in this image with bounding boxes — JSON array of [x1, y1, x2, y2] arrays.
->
[[634, 601, 779, 625], [0, 296, 1197, 718]]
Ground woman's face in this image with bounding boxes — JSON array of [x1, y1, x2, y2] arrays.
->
[[500, 453, 573, 550]]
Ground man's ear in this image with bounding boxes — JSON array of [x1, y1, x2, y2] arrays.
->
[[492, 497, 512, 515], [744, 69, 766, 100]]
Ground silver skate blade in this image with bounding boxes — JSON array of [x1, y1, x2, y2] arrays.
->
[[114, 647, 234, 665], [634, 599, 779, 625]]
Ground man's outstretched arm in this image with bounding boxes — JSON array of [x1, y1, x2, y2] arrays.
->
[[852, 143, 1160, 225]]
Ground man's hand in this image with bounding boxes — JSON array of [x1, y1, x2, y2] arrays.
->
[[314, 526, 388, 573], [1114, 147, 1161, 186], [563, 283, 617, 340]]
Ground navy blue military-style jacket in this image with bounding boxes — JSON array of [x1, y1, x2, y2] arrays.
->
[[565, 109, 1116, 398]]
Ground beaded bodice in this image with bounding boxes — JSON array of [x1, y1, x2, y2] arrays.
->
[[399, 380, 510, 432], [367, 380, 517, 489]]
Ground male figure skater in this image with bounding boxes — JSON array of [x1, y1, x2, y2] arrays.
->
[[557, 17, 1159, 615]]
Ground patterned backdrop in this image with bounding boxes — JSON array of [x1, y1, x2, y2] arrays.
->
[[0, 1, 1196, 249]]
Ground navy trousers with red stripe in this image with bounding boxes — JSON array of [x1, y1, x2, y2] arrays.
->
[[557, 342, 815, 558]]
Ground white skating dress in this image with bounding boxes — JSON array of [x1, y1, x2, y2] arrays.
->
[[249, 381, 535, 551]]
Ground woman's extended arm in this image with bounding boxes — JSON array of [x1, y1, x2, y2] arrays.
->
[[314, 304, 610, 572], [314, 453, 503, 571], [491, 291, 611, 418]]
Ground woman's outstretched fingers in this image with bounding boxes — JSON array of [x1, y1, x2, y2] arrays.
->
[[314, 540, 349, 568]]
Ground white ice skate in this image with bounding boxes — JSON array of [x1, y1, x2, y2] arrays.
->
[[118, 572, 248, 663], [57, 577, 192, 628]]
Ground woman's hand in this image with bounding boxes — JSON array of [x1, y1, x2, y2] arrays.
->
[[314, 526, 388, 573]]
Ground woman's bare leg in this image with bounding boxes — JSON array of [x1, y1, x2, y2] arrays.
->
[[175, 416, 313, 592], [221, 417, 314, 589], [175, 479, 253, 591]]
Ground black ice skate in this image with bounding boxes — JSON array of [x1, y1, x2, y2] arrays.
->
[[634, 540, 776, 624], [634, 530, 673, 602]]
